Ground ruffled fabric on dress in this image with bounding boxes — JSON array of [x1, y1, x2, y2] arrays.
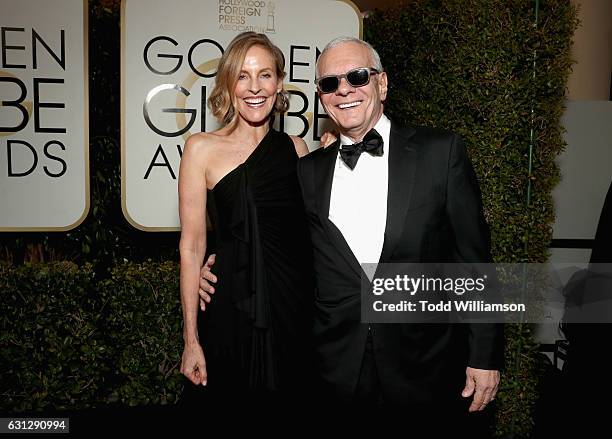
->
[[229, 169, 277, 390]]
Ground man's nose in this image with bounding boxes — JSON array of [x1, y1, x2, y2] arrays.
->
[[335, 77, 353, 95]]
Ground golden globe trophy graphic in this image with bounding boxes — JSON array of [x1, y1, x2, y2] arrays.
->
[[266, 2, 276, 33]]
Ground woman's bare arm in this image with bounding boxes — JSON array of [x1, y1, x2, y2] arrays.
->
[[178, 133, 209, 385]]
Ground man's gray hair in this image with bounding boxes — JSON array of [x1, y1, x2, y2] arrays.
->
[[315, 36, 383, 77]]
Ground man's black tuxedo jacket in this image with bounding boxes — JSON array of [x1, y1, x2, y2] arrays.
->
[[296, 122, 504, 406]]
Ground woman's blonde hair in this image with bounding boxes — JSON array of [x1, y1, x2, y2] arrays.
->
[[208, 32, 289, 127]]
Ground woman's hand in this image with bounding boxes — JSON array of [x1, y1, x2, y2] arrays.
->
[[181, 341, 207, 386]]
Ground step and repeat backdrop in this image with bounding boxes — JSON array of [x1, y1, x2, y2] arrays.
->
[[0, 0, 360, 231], [7, 0, 606, 243]]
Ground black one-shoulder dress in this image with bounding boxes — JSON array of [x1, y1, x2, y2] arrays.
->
[[200, 128, 314, 397]]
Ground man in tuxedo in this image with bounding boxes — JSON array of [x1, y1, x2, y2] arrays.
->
[[295, 36, 503, 416], [198, 36, 503, 421]]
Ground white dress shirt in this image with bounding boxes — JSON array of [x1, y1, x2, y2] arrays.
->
[[328, 114, 390, 266]]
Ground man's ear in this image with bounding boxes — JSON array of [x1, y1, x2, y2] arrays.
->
[[378, 71, 388, 101]]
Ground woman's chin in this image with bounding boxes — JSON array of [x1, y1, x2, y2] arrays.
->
[[238, 109, 274, 126]]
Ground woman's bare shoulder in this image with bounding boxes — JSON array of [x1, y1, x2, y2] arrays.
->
[[184, 132, 216, 149], [183, 131, 228, 159]]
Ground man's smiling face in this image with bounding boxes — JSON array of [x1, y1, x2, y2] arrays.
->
[[317, 41, 388, 142]]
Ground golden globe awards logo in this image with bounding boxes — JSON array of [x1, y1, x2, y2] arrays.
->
[[137, 35, 321, 182], [217, 0, 277, 33], [122, 0, 360, 229], [0, 0, 88, 231]]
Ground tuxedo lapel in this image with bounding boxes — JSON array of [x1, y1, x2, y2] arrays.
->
[[379, 123, 417, 263], [314, 139, 362, 278]]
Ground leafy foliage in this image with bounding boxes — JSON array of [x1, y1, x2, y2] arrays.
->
[[0, 261, 183, 412]]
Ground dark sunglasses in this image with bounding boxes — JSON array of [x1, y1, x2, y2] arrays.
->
[[315, 67, 380, 94]]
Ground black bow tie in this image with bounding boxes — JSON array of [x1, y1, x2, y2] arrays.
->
[[339, 128, 384, 170]]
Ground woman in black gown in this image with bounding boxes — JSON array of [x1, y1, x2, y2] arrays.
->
[[178, 32, 313, 402]]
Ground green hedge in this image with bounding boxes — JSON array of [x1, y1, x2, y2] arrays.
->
[[0, 261, 183, 412], [365, 1, 578, 437], [0, 262, 103, 411], [101, 261, 183, 406]]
